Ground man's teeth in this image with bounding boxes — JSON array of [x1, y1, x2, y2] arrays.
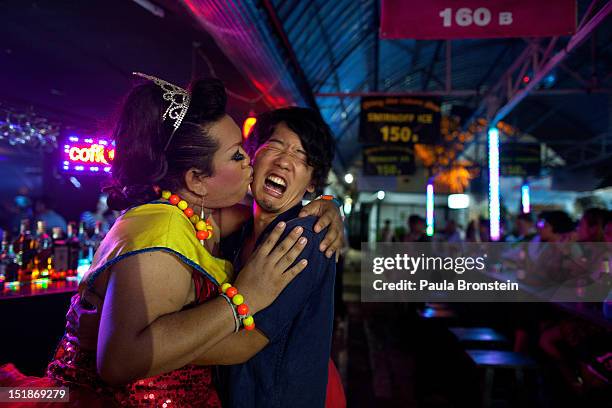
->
[[267, 175, 286, 187]]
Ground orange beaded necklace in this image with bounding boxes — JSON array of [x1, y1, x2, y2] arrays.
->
[[160, 190, 214, 241]]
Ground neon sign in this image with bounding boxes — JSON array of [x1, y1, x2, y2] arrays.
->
[[61, 136, 115, 174]]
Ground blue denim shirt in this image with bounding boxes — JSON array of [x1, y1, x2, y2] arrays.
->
[[221, 204, 336, 408]]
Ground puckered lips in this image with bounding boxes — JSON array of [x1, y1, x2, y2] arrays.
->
[[262, 173, 288, 198]]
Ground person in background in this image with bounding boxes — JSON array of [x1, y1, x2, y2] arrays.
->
[[605, 210, 612, 242], [510, 212, 536, 242], [3, 188, 33, 235], [380, 219, 395, 242], [478, 218, 491, 242], [465, 220, 478, 242], [442, 219, 463, 243], [537, 213, 611, 397], [80, 193, 119, 235], [576, 207, 607, 242], [33, 196, 67, 233], [525, 210, 576, 285], [403, 214, 430, 242], [503, 213, 536, 263]]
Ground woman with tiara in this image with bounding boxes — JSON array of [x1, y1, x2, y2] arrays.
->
[[0, 74, 344, 407]]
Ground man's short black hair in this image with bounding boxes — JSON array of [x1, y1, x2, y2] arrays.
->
[[245, 107, 335, 194], [539, 210, 575, 234]]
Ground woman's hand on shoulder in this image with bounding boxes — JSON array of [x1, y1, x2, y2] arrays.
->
[[234, 222, 309, 314]]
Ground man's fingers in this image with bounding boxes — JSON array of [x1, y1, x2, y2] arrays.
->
[[276, 236, 308, 271]]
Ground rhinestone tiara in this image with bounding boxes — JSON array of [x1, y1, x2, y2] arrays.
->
[[133, 72, 191, 150]]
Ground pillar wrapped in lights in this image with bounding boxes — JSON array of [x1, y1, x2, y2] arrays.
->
[[426, 181, 434, 236], [521, 184, 530, 214], [488, 128, 501, 241]]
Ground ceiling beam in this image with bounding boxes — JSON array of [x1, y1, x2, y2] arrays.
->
[[261, 0, 318, 109], [373, 0, 380, 92], [492, 1, 612, 124], [422, 40, 443, 91]]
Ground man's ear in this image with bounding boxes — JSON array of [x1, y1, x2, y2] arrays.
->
[[184, 168, 208, 197], [306, 183, 315, 194]]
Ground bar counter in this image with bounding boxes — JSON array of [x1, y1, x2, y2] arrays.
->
[[0, 279, 79, 300]]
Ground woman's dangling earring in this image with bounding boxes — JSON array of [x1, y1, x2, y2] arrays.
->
[[199, 196, 206, 245], [195, 195, 214, 245]]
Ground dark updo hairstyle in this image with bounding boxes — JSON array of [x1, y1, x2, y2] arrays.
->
[[105, 77, 227, 211], [244, 107, 335, 195]]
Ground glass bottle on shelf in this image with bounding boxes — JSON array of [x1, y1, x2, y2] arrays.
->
[[67, 222, 78, 277], [34, 221, 53, 279], [4, 244, 19, 285], [52, 226, 69, 281], [0, 231, 8, 288], [88, 221, 104, 260], [13, 219, 34, 282]]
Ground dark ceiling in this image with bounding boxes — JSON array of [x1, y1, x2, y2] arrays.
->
[[0, 0, 268, 197], [0, 0, 266, 133]]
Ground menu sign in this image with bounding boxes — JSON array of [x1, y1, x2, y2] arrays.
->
[[359, 96, 441, 145], [381, 0, 576, 40], [363, 145, 415, 176], [500, 143, 541, 177]]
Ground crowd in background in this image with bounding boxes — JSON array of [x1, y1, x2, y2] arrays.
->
[[378, 207, 612, 244], [377, 207, 611, 394]]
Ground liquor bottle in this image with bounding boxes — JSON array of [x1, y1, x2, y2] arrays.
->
[[66, 222, 78, 277], [34, 221, 53, 279], [0, 231, 8, 287], [88, 221, 104, 261], [65, 222, 84, 279], [13, 219, 33, 282], [77, 221, 89, 261], [52, 227, 69, 280], [4, 244, 19, 284]]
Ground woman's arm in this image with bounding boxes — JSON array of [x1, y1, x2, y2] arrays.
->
[[97, 251, 237, 385], [191, 330, 269, 366]]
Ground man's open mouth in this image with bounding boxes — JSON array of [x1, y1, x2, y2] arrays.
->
[[263, 174, 287, 197]]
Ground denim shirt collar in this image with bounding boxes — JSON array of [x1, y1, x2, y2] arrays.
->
[[254, 203, 304, 248]]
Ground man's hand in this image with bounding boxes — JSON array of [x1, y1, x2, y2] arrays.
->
[[299, 199, 345, 261]]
